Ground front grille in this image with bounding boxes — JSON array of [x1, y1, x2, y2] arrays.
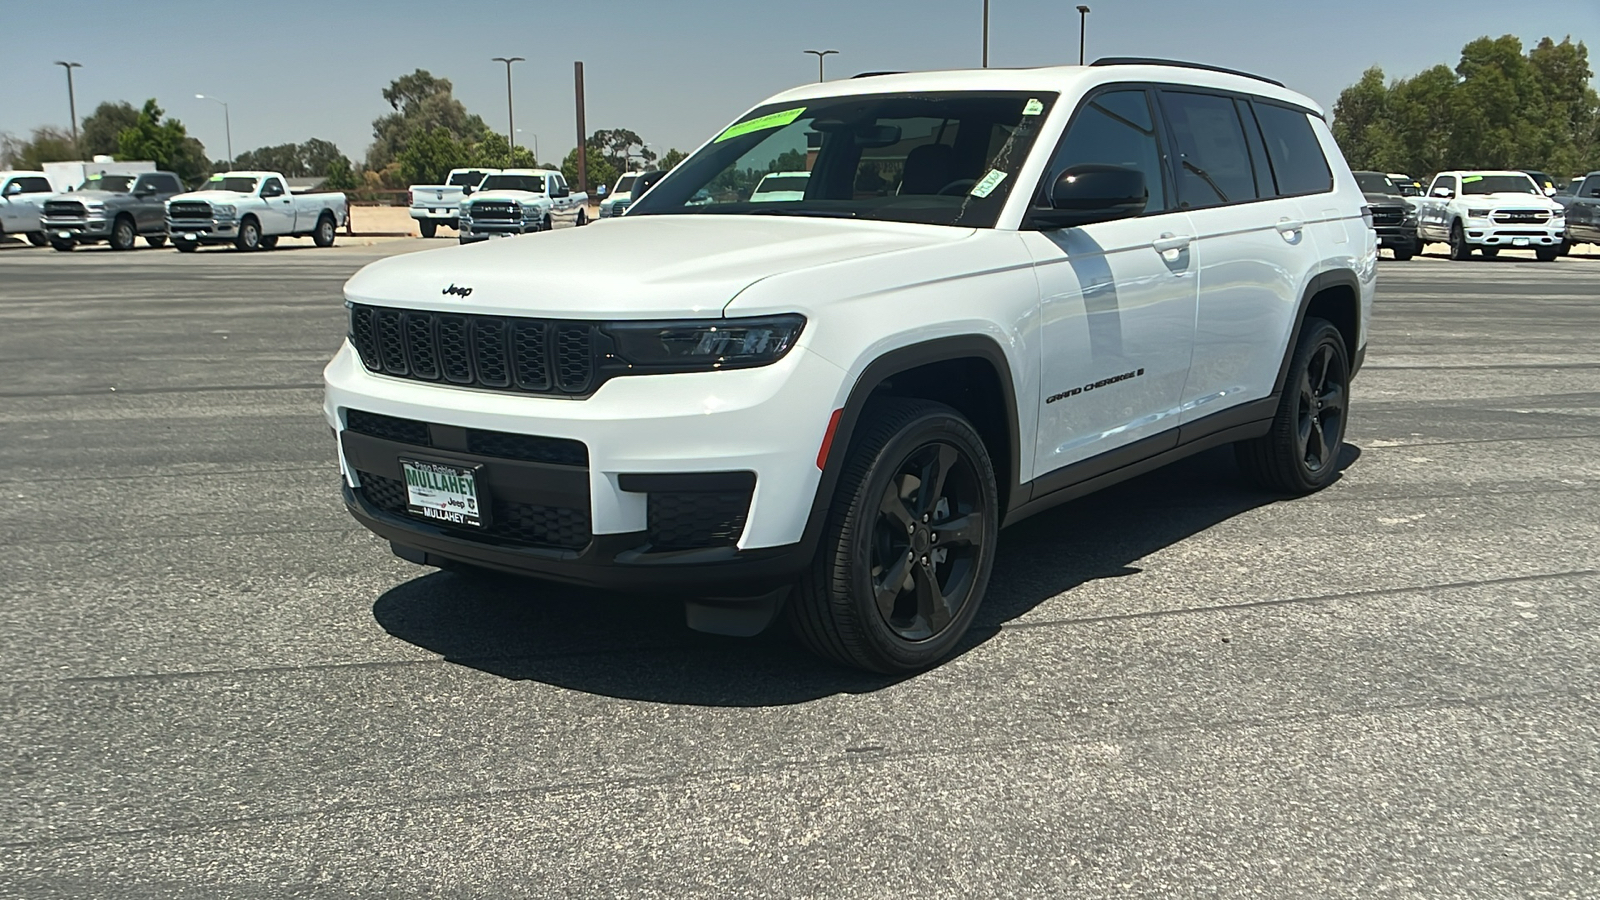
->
[[169, 201, 211, 220], [44, 200, 86, 218], [348, 304, 604, 397], [471, 202, 519, 222], [356, 470, 591, 551], [346, 409, 431, 445], [343, 409, 588, 466], [1371, 207, 1405, 227], [1492, 209, 1550, 224], [647, 490, 754, 551]]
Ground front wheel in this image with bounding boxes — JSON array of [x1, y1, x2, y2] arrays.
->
[[145, 234, 167, 249], [1235, 318, 1350, 495], [50, 238, 74, 252], [109, 216, 137, 251], [234, 218, 262, 251], [174, 240, 199, 253], [541, 214, 553, 232], [259, 235, 279, 250], [418, 219, 438, 239], [1480, 247, 1499, 259], [576, 209, 589, 227], [1448, 222, 1472, 260], [313, 214, 337, 247], [26, 232, 49, 247], [1536, 246, 1560, 262], [1391, 244, 1415, 261], [788, 399, 999, 673]]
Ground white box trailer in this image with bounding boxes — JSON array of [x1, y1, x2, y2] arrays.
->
[[42, 157, 155, 193]]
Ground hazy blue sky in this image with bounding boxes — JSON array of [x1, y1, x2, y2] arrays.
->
[[6, 0, 1596, 168]]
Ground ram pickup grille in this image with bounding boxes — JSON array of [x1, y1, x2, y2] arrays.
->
[[470, 202, 519, 222], [168, 201, 212, 220], [1371, 207, 1405, 227], [348, 304, 602, 398], [355, 470, 592, 551], [600, 199, 631, 218], [43, 201, 86, 218], [1492, 209, 1550, 224]]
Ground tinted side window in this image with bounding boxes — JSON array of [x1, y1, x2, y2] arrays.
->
[[1161, 90, 1258, 208], [151, 175, 181, 193], [1428, 175, 1455, 196], [1044, 89, 1170, 213], [20, 177, 53, 193], [261, 178, 286, 197], [1253, 102, 1332, 196], [1581, 176, 1600, 199]]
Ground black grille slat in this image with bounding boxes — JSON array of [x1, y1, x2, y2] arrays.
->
[[466, 430, 587, 467], [404, 314, 440, 380], [557, 326, 593, 393], [472, 202, 519, 221], [356, 469, 591, 551], [169, 201, 211, 219], [1371, 208, 1404, 227], [44, 201, 86, 217], [439, 315, 472, 383], [512, 322, 550, 390], [349, 306, 380, 369], [472, 319, 510, 387], [346, 410, 431, 446], [376, 310, 408, 375]]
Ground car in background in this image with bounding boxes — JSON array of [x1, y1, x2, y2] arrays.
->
[[1354, 171, 1420, 260], [457, 169, 589, 243], [166, 171, 349, 252], [748, 171, 810, 202], [1521, 170, 1559, 198], [1561, 171, 1600, 250], [41, 170, 184, 251], [409, 168, 497, 238], [598, 172, 639, 219], [0, 171, 55, 246], [1416, 170, 1567, 261]]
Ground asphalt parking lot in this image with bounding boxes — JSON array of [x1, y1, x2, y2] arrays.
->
[[2, 240, 1599, 898]]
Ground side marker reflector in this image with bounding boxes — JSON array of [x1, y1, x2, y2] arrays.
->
[[817, 408, 844, 470]]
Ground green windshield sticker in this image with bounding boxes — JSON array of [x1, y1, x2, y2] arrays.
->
[[970, 169, 1009, 198], [1023, 98, 1045, 116], [1462, 175, 1484, 183], [716, 107, 807, 143]]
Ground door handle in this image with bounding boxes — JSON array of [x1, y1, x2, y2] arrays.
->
[[1276, 218, 1304, 233], [1151, 233, 1193, 253]]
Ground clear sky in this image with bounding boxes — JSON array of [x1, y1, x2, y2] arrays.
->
[[6, 0, 1597, 167]]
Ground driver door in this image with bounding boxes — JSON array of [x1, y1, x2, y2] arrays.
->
[[258, 177, 294, 233]]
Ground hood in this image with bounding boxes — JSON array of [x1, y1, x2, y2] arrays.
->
[[169, 189, 252, 204], [344, 215, 973, 319], [56, 189, 127, 203], [1467, 192, 1563, 209], [468, 189, 546, 203], [1362, 191, 1407, 207]]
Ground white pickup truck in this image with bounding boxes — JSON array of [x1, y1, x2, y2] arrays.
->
[[0, 171, 56, 246], [166, 171, 349, 252], [409, 167, 498, 238], [457, 169, 589, 243], [1416, 170, 1568, 261]]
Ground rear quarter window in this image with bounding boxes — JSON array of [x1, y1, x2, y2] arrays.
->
[[1253, 102, 1332, 197]]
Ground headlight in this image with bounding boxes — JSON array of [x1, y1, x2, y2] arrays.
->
[[604, 315, 806, 372], [213, 204, 237, 218], [1467, 208, 1491, 219]]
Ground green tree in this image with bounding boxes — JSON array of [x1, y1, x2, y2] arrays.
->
[[367, 69, 490, 170], [80, 101, 140, 158], [115, 99, 211, 184], [467, 132, 537, 169], [397, 127, 468, 185], [232, 138, 352, 177], [1, 127, 78, 169], [657, 148, 688, 171], [561, 146, 617, 194], [587, 128, 654, 173], [322, 156, 360, 191]]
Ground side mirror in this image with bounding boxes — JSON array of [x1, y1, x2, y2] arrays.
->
[[1029, 165, 1148, 230], [463, 185, 474, 195], [1432, 187, 1454, 198], [631, 170, 666, 201], [2, 184, 19, 197]]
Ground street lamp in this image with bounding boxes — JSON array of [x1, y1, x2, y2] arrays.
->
[[492, 56, 525, 164], [195, 94, 232, 168], [803, 49, 839, 82], [54, 62, 82, 153], [1076, 5, 1091, 65]]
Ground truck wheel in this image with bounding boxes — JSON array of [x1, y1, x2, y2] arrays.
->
[[109, 216, 138, 251], [1536, 246, 1560, 262], [542, 214, 553, 232], [313, 214, 337, 248], [1448, 222, 1472, 260], [788, 398, 999, 673], [145, 234, 167, 249], [418, 219, 437, 239], [26, 232, 49, 247], [50, 237, 74, 252], [260, 235, 279, 250], [576, 209, 589, 227], [234, 217, 262, 251], [1390, 245, 1415, 261], [174, 240, 199, 253], [1235, 317, 1350, 495], [1556, 237, 1571, 257]]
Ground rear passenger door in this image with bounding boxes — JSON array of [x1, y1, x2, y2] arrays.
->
[[1020, 87, 1198, 479], [1160, 90, 1329, 427]]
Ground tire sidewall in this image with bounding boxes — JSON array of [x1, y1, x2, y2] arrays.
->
[[316, 217, 335, 246], [112, 218, 136, 251], [237, 219, 260, 251], [1285, 321, 1350, 491]]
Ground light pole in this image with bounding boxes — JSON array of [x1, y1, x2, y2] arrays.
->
[[982, 0, 990, 68], [517, 129, 539, 163], [54, 61, 82, 153], [803, 49, 838, 82], [492, 56, 524, 163], [1076, 5, 1091, 65], [195, 94, 232, 168]]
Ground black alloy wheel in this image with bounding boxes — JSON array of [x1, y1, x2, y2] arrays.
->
[[789, 398, 998, 672], [1449, 222, 1472, 260], [234, 218, 261, 251], [314, 214, 336, 247], [1235, 317, 1350, 495], [109, 216, 137, 251]]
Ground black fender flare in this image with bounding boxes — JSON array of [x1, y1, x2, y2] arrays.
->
[[1273, 268, 1363, 394]]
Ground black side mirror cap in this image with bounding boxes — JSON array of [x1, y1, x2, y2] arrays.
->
[[1028, 164, 1149, 230]]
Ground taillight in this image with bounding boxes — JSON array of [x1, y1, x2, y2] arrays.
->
[[1360, 206, 1375, 230], [406, 190, 413, 206]]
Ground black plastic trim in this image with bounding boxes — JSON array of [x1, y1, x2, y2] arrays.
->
[[1091, 57, 1286, 89], [619, 471, 757, 493], [1274, 269, 1363, 395]]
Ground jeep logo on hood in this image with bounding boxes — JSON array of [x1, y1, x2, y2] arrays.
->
[[442, 284, 473, 298]]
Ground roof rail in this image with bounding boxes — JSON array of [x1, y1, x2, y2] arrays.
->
[[851, 71, 904, 79], [1090, 57, 1285, 88]]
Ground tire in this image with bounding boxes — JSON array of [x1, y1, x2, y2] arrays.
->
[[174, 240, 199, 253], [145, 234, 167, 249], [26, 232, 49, 247], [787, 398, 999, 673], [576, 209, 589, 227], [234, 217, 262, 251], [418, 219, 438, 239], [313, 214, 336, 248], [1234, 317, 1351, 495], [50, 238, 74, 252], [447, 218, 459, 231], [1390, 245, 1415, 261], [1556, 237, 1571, 257], [1535, 247, 1559, 262], [1448, 221, 1472, 260], [109, 216, 137, 251], [259, 235, 279, 250], [1480, 247, 1499, 259], [541, 214, 553, 232]]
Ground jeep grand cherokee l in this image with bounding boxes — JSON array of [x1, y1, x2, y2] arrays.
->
[[325, 59, 1374, 672]]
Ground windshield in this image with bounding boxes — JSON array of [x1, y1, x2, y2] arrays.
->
[[1461, 174, 1537, 195], [79, 174, 138, 192], [478, 174, 545, 193], [1395, 182, 1421, 196], [1354, 172, 1397, 194], [627, 91, 1058, 227], [448, 170, 490, 187], [614, 175, 637, 195], [202, 176, 259, 193]]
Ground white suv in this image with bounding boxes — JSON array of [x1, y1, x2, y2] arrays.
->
[[325, 59, 1375, 672]]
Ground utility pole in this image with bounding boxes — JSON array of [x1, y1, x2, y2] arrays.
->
[[55, 61, 82, 154], [492, 57, 524, 164], [574, 61, 588, 195], [803, 49, 838, 82], [982, 0, 990, 68], [195, 95, 232, 167], [1077, 5, 1091, 65]]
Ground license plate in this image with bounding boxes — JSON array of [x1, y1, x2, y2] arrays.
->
[[401, 459, 483, 527], [1513, 238, 1530, 247]]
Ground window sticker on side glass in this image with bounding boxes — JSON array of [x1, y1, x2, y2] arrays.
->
[[716, 107, 807, 143], [1023, 98, 1045, 116], [970, 169, 1009, 198]]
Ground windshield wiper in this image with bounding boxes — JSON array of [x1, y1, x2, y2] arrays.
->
[[745, 207, 859, 219], [1183, 160, 1230, 205]]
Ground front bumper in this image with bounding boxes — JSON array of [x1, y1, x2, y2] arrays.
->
[[324, 339, 846, 592], [42, 216, 111, 240], [167, 218, 239, 243], [410, 208, 459, 222], [1461, 223, 1565, 248], [1374, 224, 1418, 249], [457, 219, 541, 242]]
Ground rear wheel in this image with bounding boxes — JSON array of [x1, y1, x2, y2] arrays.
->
[[234, 217, 262, 251], [174, 240, 199, 253], [313, 214, 337, 247], [418, 219, 438, 239], [109, 216, 137, 251], [576, 209, 589, 227], [1480, 247, 1499, 259], [145, 234, 167, 249], [26, 232, 49, 247], [1390, 244, 1415, 261], [1536, 246, 1560, 262], [259, 235, 279, 250], [787, 399, 998, 672], [1448, 222, 1472, 260], [541, 214, 553, 232], [49, 237, 74, 252], [1235, 318, 1350, 495]]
